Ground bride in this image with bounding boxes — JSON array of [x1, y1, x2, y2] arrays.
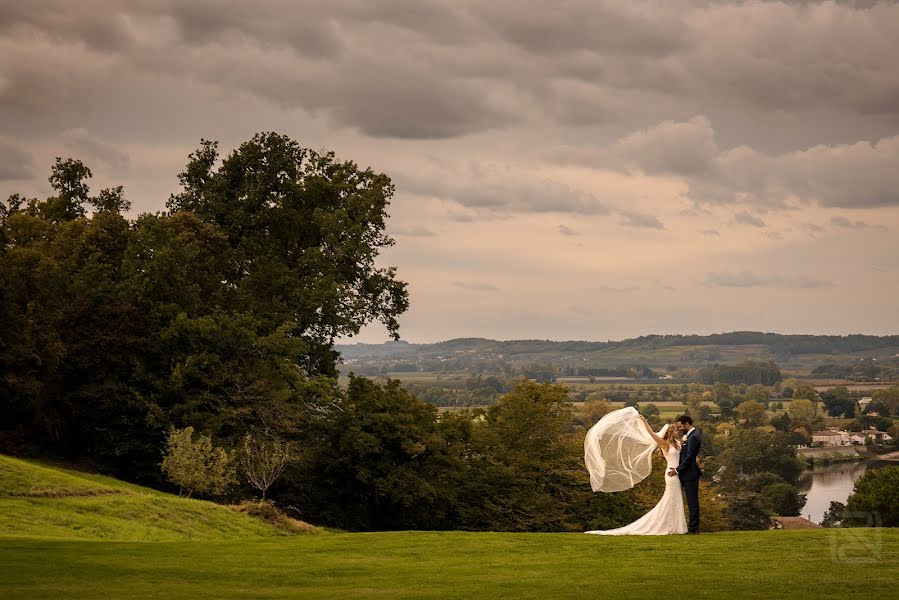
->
[[583, 407, 688, 535]]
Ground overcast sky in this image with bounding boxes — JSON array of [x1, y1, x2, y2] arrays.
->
[[2, 1, 898, 343]]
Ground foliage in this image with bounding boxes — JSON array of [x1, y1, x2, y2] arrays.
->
[[820, 386, 856, 418], [821, 501, 845, 527], [845, 466, 899, 527], [239, 430, 293, 500], [1, 135, 408, 484], [698, 360, 782, 385], [723, 492, 772, 530], [735, 399, 768, 427], [719, 429, 803, 485], [160, 426, 236, 497]]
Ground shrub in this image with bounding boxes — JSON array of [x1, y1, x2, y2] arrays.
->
[[161, 426, 236, 497]]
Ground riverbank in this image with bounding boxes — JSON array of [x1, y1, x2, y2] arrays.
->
[[798, 446, 868, 465]]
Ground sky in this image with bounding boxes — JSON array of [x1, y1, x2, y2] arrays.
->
[[2, 1, 898, 344]]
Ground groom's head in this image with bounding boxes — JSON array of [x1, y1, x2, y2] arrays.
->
[[675, 415, 693, 432]]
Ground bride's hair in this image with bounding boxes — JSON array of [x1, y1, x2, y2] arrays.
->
[[662, 424, 681, 449]]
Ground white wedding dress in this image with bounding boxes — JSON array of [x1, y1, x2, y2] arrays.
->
[[583, 407, 688, 535]]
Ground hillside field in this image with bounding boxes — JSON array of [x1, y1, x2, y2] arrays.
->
[[1, 455, 897, 599]]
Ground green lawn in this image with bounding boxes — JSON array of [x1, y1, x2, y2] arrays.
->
[[2, 454, 897, 599], [2, 530, 897, 599]]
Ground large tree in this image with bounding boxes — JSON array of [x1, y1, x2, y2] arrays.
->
[[166, 133, 409, 377]]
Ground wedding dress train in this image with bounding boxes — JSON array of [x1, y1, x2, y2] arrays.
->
[[583, 407, 688, 535]]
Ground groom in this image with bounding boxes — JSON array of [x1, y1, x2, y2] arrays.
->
[[667, 415, 702, 534]]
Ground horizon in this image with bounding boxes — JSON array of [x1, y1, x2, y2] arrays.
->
[[336, 330, 899, 346]]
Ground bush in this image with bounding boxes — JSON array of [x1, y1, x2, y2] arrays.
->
[[161, 426, 236, 497], [845, 466, 899, 527]]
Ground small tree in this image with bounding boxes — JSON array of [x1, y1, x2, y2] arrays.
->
[[239, 430, 293, 500], [161, 426, 236, 497]]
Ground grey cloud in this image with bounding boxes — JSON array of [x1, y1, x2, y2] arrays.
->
[[706, 271, 834, 289], [599, 284, 640, 293], [401, 166, 611, 216], [734, 211, 765, 228], [830, 215, 888, 231], [610, 116, 719, 177], [390, 226, 437, 237], [453, 280, 499, 292], [617, 209, 665, 229], [0, 138, 33, 180], [558, 224, 579, 236], [3, 1, 899, 143], [700, 229, 719, 237], [60, 128, 131, 171], [575, 116, 899, 210]]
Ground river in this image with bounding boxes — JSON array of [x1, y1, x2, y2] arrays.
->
[[796, 460, 892, 524]]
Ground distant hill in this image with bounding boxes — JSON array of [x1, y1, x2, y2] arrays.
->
[[0, 454, 317, 541], [336, 332, 899, 375]]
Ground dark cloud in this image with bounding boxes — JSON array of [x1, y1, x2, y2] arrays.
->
[[706, 271, 834, 289], [0, 138, 33, 180], [3, 1, 898, 144], [558, 224, 579, 236], [734, 211, 766, 228], [618, 209, 665, 229]]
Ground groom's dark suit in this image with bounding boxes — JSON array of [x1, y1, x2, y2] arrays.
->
[[676, 428, 702, 533]]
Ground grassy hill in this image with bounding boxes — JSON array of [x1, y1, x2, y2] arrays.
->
[[1, 454, 897, 598], [0, 454, 315, 541], [336, 333, 899, 375]]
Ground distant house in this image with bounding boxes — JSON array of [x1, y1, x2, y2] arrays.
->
[[771, 516, 822, 530], [812, 430, 848, 446], [812, 428, 892, 446]]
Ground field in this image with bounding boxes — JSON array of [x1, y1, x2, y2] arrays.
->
[[2, 456, 897, 599]]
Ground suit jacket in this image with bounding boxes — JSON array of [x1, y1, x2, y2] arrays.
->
[[677, 428, 703, 482]]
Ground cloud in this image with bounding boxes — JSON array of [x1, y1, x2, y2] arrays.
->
[[558, 224, 579, 236], [617, 209, 664, 229], [734, 211, 765, 228], [60, 128, 131, 171], [390, 225, 437, 237], [706, 271, 834, 289], [4, 1, 899, 143], [401, 165, 611, 216], [610, 115, 720, 177], [700, 229, 719, 237], [0, 138, 33, 180], [574, 116, 899, 210], [598, 284, 640, 293], [830, 215, 888, 231], [453, 280, 499, 292]]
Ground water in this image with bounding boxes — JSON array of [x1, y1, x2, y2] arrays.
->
[[796, 461, 891, 524]]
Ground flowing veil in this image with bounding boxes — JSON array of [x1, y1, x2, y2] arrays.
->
[[584, 406, 668, 492]]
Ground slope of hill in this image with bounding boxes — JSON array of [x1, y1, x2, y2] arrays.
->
[[336, 332, 899, 375], [0, 454, 316, 541]]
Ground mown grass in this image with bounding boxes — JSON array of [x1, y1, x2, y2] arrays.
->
[[0, 454, 312, 541], [2, 454, 897, 599], [2, 529, 897, 599]]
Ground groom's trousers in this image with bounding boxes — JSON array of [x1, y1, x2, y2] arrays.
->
[[683, 479, 700, 533]]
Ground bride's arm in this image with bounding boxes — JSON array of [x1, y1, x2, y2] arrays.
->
[[638, 415, 668, 449]]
